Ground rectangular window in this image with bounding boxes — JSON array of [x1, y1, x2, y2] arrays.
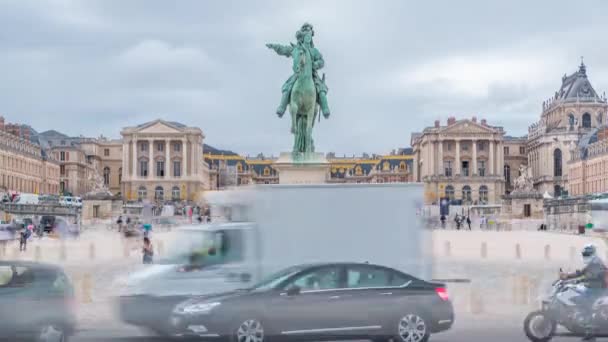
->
[[478, 161, 486, 177], [520, 146, 525, 155], [462, 143, 469, 151], [479, 142, 485, 151], [104, 148, 109, 156], [156, 161, 165, 177], [174, 143, 181, 152], [462, 161, 469, 177], [60, 165, 65, 176], [157, 143, 163, 152], [173, 161, 181, 177], [60, 151, 65, 161], [447, 143, 452, 151], [504, 146, 509, 155], [444, 160, 452, 177], [140, 161, 148, 177], [140, 142, 147, 151]]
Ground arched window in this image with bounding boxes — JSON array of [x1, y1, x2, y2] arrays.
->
[[155, 186, 164, 201], [137, 186, 147, 201], [445, 185, 455, 200], [568, 113, 575, 127], [172, 186, 180, 200], [399, 161, 406, 171], [236, 163, 243, 173], [263, 167, 270, 176], [504, 164, 511, 185], [582, 113, 592, 128], [554, 149, 562, 177], [355, 165, 363, 176], [479, 185, 489, 204], [462, 185, 472, 203], [103, 167, 110, 185]]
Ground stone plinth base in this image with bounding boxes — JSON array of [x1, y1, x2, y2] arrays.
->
[[502, 191, 544, 219], [273, 152, 330, 184]]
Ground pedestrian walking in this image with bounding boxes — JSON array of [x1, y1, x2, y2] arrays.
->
[[455, 214, 461, 230], [480, 215, 486, 230], [19, 229, 29, 251], [142, 223, 152, 238], [466, 216, 472, 230], [142, 237, 154, 264], [440, 215, 446, 229]]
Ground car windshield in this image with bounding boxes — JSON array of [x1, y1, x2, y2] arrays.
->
[[249, 265, 305, 292], [158, 229, 244, 267]]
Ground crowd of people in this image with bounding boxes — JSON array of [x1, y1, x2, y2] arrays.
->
[[437, 213, 497, 230]]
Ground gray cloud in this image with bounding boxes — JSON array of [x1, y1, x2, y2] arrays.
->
[[1, 0, 608, 155]]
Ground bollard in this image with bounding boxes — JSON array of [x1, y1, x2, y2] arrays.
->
[[89, 243, 96, 260], [515, 243, 522, 259], [520, 275, 530, 305], [0, 242, 5, 258], [544, 245, 551, 260], [480, 242, 487, 259], [59, 241, 67, 261], [570, 246, 576, 262], [81, 274, 92, 303], [469, 285, 484, 314], [157, 240, 164, 257], [34, 245, 41, 261], [444, 241, 451, 257]]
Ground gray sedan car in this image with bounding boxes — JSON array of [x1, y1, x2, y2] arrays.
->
[[170, 262, 454, 342]]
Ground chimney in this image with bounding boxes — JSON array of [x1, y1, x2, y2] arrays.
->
[[0, 116, 4, 131], [481, 119, 487, 126], [472, 116, 477, 123], [434, 120, 440, 128], [447, 116, 456, 126]]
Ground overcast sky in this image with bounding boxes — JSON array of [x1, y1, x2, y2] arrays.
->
[[2, 0, 608, 156]]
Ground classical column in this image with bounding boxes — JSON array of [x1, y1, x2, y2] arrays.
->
[[182, 138, 188, 177], [429, 141, 435, 176], [165, 139, 170, 178], [413, 150, 419, 181], [498, 141, 503, 177], [472, 140, 477, 176], [438, 140, 444, 176], [489, 140, 495, 175], [149, 139, 154, 178], [455, 140, 461, 176], [131, 138, 137, 179]]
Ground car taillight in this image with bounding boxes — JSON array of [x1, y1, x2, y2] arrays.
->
[[435, 287, 449, 301]]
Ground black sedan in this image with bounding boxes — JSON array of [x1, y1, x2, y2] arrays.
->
[[0, 261, 76, 342], [170, 262, 454, 342]]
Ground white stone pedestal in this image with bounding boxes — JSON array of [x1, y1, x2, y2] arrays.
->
[[273, 152, 330, 184]]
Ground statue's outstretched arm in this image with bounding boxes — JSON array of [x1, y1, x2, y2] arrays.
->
[[265, 43, 293, 57]]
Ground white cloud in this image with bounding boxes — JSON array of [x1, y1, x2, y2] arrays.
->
[[116, 39, 213, 71]]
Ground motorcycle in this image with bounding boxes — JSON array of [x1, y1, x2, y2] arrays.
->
[[524, 270, 608, 341]]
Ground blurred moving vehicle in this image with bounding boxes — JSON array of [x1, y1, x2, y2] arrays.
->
[[40, 216, 56, 233], [118, 183, 431, 336], [170, 262, 453, 342], [38, 195, 60, 205], [14, 193, 39, 205], [0, 261, 76, 341]]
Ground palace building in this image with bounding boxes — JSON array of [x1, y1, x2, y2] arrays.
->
[[120, 119, 209, 202], [527, 61, 608, 196], [0, 116, 60, 195], [411, 117, 507, 205]]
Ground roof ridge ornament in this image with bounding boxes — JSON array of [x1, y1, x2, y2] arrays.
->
[[579, 56, 587, 76]]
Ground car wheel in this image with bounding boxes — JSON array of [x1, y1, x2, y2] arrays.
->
[[38, 324, 67, 342], [233, 318, 265, 342], [394, 313, 430, 342]]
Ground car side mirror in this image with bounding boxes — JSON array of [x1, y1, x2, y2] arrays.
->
[[286, 285, 301, 296]]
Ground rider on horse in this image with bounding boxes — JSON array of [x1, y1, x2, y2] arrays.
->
[[266, 23, 331, 118]]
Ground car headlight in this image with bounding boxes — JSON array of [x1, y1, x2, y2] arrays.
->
[[179, 302, 221, 314]]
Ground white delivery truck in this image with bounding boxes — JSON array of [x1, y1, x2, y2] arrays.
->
[[118, 183, 432, 335]]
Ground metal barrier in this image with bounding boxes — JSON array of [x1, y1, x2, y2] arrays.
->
[[0, 203, 80, 217]]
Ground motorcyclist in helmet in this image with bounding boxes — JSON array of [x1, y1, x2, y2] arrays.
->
[[560, 244, 607, 341]]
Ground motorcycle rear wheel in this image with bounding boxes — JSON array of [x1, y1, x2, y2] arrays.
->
[[524, 311, 556, 342]]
